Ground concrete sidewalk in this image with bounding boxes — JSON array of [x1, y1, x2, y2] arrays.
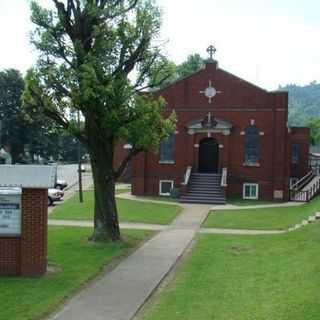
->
[[116, 192, 178, 205], [49, 204, 210, 320], [49, 219, 166, 231], [200, 228, 286, 235], [210, 201, 304, 211]]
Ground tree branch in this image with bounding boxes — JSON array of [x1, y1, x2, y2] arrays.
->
[[101, 0, 139, 19], [113, 146, 141, 180]]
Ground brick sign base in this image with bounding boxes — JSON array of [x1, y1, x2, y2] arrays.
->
[[0, 188, 48, 277]]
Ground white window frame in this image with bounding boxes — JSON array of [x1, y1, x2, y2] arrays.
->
[[159, 180, 174, 196], [243, 183, 259, 200]]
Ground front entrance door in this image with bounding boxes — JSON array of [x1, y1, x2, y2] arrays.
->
[[198, 138, 219, 173]]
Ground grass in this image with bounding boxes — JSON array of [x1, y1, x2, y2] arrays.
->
[[115, 188, 131, 194], [141, 223, 320, 320], [51, 191, 181, 225], [227, 196, 281, 206], [138, 196, 178, 203], [203, 196, 320, 230], [0, 226, 151, 320]]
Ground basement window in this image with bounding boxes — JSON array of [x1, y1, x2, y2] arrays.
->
[[243, 183, 259, 200], [159, 180, 174, 196]]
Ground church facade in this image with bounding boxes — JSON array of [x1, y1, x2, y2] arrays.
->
[[127, 51, 310, 203]]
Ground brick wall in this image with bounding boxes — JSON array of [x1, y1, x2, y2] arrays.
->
[[0, 188, 48, 277], [289, 127, 310, 178], [131, 62, 296, 200]]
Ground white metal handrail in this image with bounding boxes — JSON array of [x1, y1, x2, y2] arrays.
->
[[291, 171, 313, 191], [221, 167, 228, 187], [182, 166, 192, 186]]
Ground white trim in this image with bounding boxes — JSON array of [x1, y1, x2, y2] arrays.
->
[[243, 183, 259, 200], [159, 180, 174, 196], [158, 160, 175, 165], [243, 162, 260, 167]]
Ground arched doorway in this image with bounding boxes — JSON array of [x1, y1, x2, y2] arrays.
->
[[198, 138, 219, 173]]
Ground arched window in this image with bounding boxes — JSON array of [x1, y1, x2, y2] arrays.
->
[[160, 134, 175, 162], [245, 126, 259, 164]]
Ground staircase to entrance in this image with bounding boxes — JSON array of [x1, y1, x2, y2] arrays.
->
[[180, 172, 226, 204], [290, 170, 320, 202]]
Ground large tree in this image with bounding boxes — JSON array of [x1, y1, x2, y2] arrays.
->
[[149, 53, 205, 90], [0, 69, 28, 162], [176, 53, 204, 79], [23, 0, 175, 241]]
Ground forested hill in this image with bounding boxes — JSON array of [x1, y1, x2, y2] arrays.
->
[[280, 82, 320, 126]]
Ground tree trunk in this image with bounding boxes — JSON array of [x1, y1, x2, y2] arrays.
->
[[88, 138, 121, 242]]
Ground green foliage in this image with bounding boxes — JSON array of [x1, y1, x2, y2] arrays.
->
[[149, 53, 205, 89], [0, 69, 64, 162], [148, 58, 177, 89], [24, 0, 176, 177], [176, 53, 204, 78], [281, 81, 320, 126], [24, 1, 177, 239], [305, 117, 320, 145], [0, 69, 28, 162]]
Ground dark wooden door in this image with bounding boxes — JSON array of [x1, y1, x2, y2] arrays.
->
[[198, 138, 219, 173]]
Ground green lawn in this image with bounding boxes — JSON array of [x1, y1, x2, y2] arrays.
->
[[141, 223, 320, 320], [138, 196, 178, 203], [51, 191, 181, 225], [227, 196, 281, 206], [204, 196, 320, 230], [0, 227, 151, 320]]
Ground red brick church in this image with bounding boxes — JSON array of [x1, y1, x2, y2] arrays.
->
[[121, 47, 310, 204]]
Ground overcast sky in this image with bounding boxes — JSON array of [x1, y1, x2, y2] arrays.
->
[[0, 0, 319, 90]]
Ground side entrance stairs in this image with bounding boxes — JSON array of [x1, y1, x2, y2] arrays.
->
[[179, 173, 226, 204]]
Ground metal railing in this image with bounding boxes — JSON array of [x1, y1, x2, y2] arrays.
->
[[310, 163, 320, 176], [290, 170, 314, 191], [182, 166, 192, 186], [290, 177, 320, 202], [221, 167, 228, 187]]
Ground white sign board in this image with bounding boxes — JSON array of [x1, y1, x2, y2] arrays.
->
[[0, 188, 22, 236]]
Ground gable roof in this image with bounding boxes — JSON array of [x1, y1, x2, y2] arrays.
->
[[152, 61, 270, 94], [0, 165, 57, 189]]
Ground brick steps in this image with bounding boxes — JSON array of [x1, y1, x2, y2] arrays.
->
[[180, 173, 226, 204]]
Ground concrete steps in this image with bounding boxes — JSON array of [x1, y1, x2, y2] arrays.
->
[[180, 173, 226, 204]]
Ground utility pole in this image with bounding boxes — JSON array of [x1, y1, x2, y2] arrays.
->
[[77, 110, 83, 203], [0, 119, 2, 147]]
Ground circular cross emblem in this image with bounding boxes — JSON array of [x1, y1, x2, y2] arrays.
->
[[205, 86, 217, 99]]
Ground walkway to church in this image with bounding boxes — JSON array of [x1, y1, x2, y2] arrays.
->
[[48, 195, 303, 320], [49, 204, 210, 320]]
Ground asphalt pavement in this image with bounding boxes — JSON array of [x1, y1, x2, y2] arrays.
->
[[56, 164, 81, 188]]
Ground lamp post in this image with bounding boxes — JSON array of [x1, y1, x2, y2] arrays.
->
[[0, 119, 2, 147], [77, 110, 83, 203]]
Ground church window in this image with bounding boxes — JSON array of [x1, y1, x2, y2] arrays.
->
[[160, 134, 175, 162], [244, 126, 260, 164], [291, 144, 300, 164]]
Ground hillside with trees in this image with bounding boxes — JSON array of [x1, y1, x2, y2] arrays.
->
[[280, 82, 320, 126]]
